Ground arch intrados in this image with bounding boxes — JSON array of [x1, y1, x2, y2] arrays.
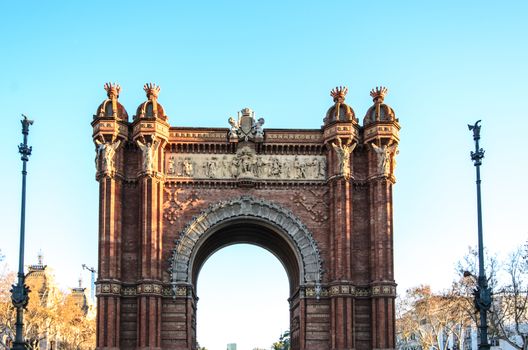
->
[[170, 196, 323, 298], [190, 218, 301, 295]]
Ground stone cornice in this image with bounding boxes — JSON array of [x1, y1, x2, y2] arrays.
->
[[163, 179, 328, 189], [168, 128, 324, 144]]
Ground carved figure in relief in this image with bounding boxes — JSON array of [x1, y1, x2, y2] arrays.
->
[[95, 139, 121, 174], [230, 157, 240, 178], [371, 142, 398, 176], [310, 157, 325, 178], [205, 158, 217, 178], [269, 157, 282, 177], [136, 139, 159, 173], [255, 157, 266, 177], [308, 158, 317, 178], [228, 117, 239, 139], [176, 160, 183, 176], [168, 156, 176, 174], [294, 156, 307, 179], [241, 155, 253, 174], [183, 158, 194, 177], [219, 156, 229, 177], [254, 118, 265, 139], [235, 147, 256, 176], [317, 158, 327, 178], [332, 137, 356, 179], [283, 162, 292, 178]]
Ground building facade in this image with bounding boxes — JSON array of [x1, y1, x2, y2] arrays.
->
[[92, 83, 401, 350]]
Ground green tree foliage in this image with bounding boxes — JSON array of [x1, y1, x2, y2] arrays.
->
[[271, 330, 290, 350]]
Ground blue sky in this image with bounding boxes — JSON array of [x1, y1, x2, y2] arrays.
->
[[1, 1, 527, 349]]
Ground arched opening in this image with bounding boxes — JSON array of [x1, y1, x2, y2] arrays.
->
[[104, 101, 113, 117], [146, 103, 154, 117], [196, 244, 289, 350], [170, 196, 324, 350], [189, 220, 300, 349], [189, 219, 302, 296]]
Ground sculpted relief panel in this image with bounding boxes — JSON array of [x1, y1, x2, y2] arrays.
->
[[165, 146, 326, 180]]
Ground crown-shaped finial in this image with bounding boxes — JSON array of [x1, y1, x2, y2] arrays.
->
[[370, 86, 388, 102], [144, 83, 161, 100], [330, 86, 348, 103], [104, 82, 121, 99]]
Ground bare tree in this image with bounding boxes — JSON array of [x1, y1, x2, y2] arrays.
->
[[396, 285, 473, 350], [0, 265, 15, 349], [490, 247, 528, 350], [456, 245, 528, 350]]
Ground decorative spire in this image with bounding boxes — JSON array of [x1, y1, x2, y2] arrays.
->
[[104, 82, 121, 99], [370, 86, 388, 103], [38, 250, 43, 266], [78, 276, 83, 288], [144, 83, 160, 100], [330, 86, 348, 103]]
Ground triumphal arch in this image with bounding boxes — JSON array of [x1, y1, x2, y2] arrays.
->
[[91, 82, 400, 350]]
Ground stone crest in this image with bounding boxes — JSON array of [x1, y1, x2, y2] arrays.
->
[[228, 108, 265, 142]]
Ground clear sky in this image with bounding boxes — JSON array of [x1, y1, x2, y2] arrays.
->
[[1, 1, 527, 349]]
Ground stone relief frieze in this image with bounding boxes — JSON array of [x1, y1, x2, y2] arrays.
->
[[165, 146, 326, 181]]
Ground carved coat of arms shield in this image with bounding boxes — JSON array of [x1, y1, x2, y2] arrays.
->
[[238, 112, 254, 139]]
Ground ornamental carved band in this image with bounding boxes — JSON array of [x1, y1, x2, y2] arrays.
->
[[170, 196, 323, 286]]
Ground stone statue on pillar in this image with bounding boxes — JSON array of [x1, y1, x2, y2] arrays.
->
[[371, 142, 399, 176], [95, 139, 121, 175], [137, 139, 160, 174], [332, 137, 356, 179]]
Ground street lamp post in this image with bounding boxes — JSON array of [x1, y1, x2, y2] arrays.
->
[[468, 120, 492, 350], [11, 114, 34, 350], [82, 264, 97, 302]]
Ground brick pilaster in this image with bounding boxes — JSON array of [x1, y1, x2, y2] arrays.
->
[[136, 174, 164, 350], [368, 177, 396, 350], [96, 176, 123, 349]]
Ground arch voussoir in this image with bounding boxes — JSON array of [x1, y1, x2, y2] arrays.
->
[[170, 195, 323, 293]]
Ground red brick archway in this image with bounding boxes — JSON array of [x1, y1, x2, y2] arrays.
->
[[92, 83, 400, 350]]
